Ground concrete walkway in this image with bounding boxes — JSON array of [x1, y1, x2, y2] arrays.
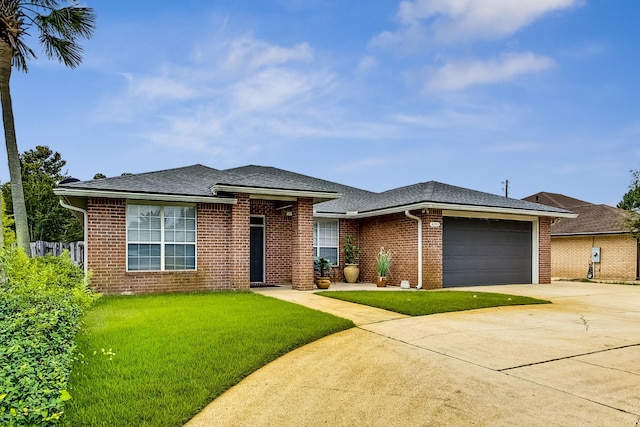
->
[[186, 282, 640, 426]]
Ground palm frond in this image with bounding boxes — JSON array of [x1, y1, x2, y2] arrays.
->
[[39, 33, 82, 68], [1, 1, 94, 71], [35, 6, 95, 40], [11, 37, 36, 72]]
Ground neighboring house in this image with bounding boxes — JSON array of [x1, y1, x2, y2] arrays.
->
[[55, 164, 572, 294], [523, 192, 639, 281]]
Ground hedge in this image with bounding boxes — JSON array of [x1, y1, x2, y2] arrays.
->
[[0, 248, 98, 426]]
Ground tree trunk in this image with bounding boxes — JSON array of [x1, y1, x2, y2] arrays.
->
[[0, 42, 30, 254]]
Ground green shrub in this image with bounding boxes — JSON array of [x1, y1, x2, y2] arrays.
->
[[0, 248, 97, 426]]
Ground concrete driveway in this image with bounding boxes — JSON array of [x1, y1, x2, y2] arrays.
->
[[187, 282, 640, 426]]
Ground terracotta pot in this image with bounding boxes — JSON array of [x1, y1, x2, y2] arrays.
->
[[343, 264, 360, 283], [376, 276, 388, 287], [316, 277, 331, 289]]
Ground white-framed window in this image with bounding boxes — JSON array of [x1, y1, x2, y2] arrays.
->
[[313, 219, 339, 265], [127, 204, 196, 271]]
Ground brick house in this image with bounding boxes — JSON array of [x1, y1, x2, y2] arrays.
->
[[524, 192, 639, 281], [55, 165, 573, 294]]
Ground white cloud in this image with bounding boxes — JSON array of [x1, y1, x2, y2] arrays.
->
[[357, 56, 378, 73], [425, 52, 554, 91], [374, 0, 580, 48], [95, 32, 417, 161], [125, 74, 197, 100], [223, 37, 313, 70], [392, 107, 516, 131], [230, 67, 334, 113]]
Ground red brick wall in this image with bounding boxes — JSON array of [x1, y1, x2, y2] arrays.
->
[[230, 194, 251, 289], [538, 217, 552, 284], [250, 200, 293, 285], [87, 198, 239, 294], [359, 210, 443, 288], [423, 210, 443, 289], [87, 198, 126, 293], [291, 198, 314, 290], [360, 212, 417, 287]]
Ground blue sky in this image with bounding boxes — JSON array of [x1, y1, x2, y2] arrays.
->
[[4, 0, 639, 206]]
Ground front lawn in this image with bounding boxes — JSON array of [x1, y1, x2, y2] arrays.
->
[[63, 292, 353, 426], [316, 290, 549, 316]]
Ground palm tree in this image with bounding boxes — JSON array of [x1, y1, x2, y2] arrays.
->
[[0, 0, 94, 254]]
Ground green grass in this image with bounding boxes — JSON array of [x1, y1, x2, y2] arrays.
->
[[63, 292, 353, 427], [316, 290, 550, 316]]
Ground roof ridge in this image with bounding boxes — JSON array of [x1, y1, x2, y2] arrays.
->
[[79, 164, 217, 184], [222, 164, 377, 194]]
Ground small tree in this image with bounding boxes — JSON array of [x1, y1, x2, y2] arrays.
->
[[619, 169, 640, 239], [2, 146, 82, 242], [618, 169, 640, 212]]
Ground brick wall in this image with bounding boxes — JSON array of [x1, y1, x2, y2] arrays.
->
[[250, 199, 293, 285], [538, 217, 552, 284], [551, 234, 638, 280], [230, 194, 251, 289], [87, 198, 126, 294], [87, 198, 238, 294], [423, 210, 443, 289], [291, 198, 314, 290], [359, 210, 442, 288]]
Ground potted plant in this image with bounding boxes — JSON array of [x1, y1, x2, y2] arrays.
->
[[376, 246, 392, 287], [342, 235, 360, 283], [314, 257, 332, 289]]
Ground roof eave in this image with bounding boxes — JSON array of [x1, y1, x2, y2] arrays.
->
[[552, 230, 633, 237], [54, 188, 237, 205], [212, 184, 342, 203], [314, 201, 575, 219]]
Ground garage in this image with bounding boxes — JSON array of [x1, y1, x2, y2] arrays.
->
[[443, 217, 533, 287]]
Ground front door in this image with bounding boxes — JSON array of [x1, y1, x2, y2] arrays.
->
[[250, 216, 265, 283]]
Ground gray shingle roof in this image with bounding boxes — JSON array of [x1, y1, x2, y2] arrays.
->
[[316, 181, 569, 215], [58, 164, 570, 216], [59, 164, 223, 197], [216, 165, 344, 194]]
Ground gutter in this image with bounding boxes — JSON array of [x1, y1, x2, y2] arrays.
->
[[58, 198, 88, 278], [54, 188, 237, 205], [404, 210, 423, 289], [315, 202, 576, 220], [552, 231, 633, 237], [211, 184, 342, 202]]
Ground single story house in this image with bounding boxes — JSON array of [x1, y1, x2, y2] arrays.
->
[[523, 192, 639, 280], [55, 164, 573, 294]]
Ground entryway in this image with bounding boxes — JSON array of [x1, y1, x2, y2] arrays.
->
[[250, 216, 265, 284]]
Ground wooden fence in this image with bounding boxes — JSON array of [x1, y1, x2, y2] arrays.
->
[[30, 241, 84, 267]]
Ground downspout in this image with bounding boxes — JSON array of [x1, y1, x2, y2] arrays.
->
[[405, 210, 423, 289], [59, 199, 88, 278]]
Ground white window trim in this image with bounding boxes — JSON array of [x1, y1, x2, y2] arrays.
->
[[313, 219, 339, 266], [126, 203, 198, 272]]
